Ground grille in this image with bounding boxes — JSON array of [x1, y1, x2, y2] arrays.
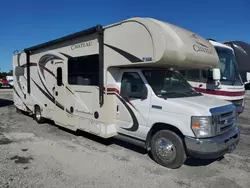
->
[[217, 110, 235, 134]]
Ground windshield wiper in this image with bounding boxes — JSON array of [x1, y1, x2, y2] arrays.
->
[[160, 91, 189, 97], [185, 90, 201, 95]]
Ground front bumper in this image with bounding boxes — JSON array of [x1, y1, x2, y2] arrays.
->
[[229, 99, 245, 114], [236, 105, 244, 115], [185, 127, 240, 159]]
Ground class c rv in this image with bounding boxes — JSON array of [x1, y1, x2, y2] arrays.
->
[[223, 41, 250, 90], [179, 40, 247, 115], [13, 17, 240, 169]]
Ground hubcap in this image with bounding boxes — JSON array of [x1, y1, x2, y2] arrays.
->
[[155, 138, 176, 162]]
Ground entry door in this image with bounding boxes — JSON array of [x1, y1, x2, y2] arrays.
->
[[53, 65, 66, 125], [115, 71, 151, 137]]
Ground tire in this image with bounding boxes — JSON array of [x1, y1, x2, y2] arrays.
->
[[16, 107, 22, 114], [150, 130, 186, 169], [34, 105, 45, 124]]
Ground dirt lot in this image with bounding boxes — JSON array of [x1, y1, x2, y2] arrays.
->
[[1, 89, 250, 188]]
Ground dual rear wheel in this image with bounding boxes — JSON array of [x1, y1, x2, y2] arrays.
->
[[34, 105, 45, 124]]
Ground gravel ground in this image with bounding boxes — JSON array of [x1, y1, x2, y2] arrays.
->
[[0, 89, 250, 188]]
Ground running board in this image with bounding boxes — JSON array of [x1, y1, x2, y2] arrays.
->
[[114, 133, 147, 149]]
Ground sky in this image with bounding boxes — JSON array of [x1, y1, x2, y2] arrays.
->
[[0, 0, 249, 72]]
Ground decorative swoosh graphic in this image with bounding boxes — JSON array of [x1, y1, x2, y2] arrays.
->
[[13, 86, 31, 111], [31, 78, 70, 113], [13, 86, 21, 99], [107, 89, 139, 132], [38, 54, 63, 79], [59, 52, 73, 59], [23, 62, 55, 78], [104, 44, 143, 63], [116, 94, 139, 132], [16, 53, 25, 96]]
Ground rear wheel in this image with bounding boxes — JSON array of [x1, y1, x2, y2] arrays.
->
[[150, 130, 186, 169], [16, 107, 21, 114], [34, 105, 45, 124]]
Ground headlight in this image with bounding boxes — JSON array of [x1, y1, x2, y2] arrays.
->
[[191, 116, 217, 138]]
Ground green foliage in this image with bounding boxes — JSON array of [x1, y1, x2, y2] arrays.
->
[[0, 69, 13, 78]]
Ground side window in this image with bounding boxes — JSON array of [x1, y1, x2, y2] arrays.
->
[[185, 69, 201, 81], [57, 67, 62, 86], [120, 72, 147, 99], [178, 70, 186, 77], [68, 54, 99, 86]]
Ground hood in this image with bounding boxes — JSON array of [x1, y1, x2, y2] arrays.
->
[[162, 95, 233, 116]]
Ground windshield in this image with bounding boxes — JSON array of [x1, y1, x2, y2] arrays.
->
[[142, 70, 201, 98], [215, 46, 241, 82]]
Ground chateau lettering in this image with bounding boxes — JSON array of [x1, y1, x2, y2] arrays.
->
[[193, 44, 212, 54], [71, 41, 92, 50]]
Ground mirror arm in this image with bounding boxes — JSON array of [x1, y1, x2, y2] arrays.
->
[[215, 80, 221, 89]]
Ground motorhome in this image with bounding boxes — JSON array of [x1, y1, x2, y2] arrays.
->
[[223, 41, 250, 89], [179, 40, 248, 115], [13, 17, 240, 169]]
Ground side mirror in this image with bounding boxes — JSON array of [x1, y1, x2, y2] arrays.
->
[[246, 72, 250, 82], [212, 68, 221, 81]]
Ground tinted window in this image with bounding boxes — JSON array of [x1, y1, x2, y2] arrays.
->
[[185, 69, 200, 81], [120, 72, 144, 95], [178, 70, 186, 76], [68, 54, 99, 85], [202, 69, 213, 80], [142, 70, 200, 98], [57, 67, 62, 86], [215, 46, 241, 83]]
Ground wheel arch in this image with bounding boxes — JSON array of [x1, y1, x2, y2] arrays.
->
[[146, 122, 185, 149], [34, 104, 40, 113]]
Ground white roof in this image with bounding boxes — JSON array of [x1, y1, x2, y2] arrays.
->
[[148, 18, 219, 68], [209, 40, 233, 51], [105, 17, 220, 69]]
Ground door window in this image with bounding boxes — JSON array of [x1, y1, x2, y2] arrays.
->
[[185, 69, 201, 81], [57, 67, 63, 86], [120, 72, 147, 99]]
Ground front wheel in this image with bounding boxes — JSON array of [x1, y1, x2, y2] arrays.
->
[[150, 130, 186, 169]]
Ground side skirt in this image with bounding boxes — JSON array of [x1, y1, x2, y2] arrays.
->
[[114, 133, 147, 149]]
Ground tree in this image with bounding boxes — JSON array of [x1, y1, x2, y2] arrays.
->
[[0, 69, 13, 78], [8, 69, 13, 76]]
